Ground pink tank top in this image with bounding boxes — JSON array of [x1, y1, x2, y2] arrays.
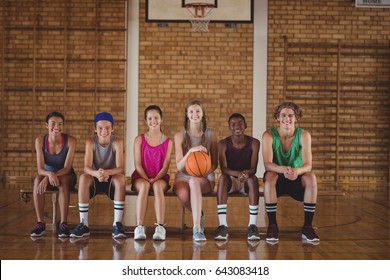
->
[[140, 134, 170, 178]]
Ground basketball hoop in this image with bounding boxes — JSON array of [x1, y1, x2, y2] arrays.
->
[[185, 2, 215, 32]]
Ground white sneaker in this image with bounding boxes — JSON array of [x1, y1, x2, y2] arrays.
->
[[152, 224, 166, 241], [134, 225, 146, 240]]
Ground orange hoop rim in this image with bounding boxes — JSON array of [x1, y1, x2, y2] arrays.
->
[[185, 2, 215, 19], [184, 2, 216, 9]]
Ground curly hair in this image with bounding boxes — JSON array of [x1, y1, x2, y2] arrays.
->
[[273, 102, 303, 121], [183, 100, 207, 154]]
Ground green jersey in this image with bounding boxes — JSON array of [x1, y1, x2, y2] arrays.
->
[[271, 127, 302, 168]]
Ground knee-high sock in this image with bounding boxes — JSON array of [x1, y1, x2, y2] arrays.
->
[[79, 203, 89, 226], [114, 200, 125, 225], [248, 205, 259, 226], [304, 202, 316, 226], [217, 204, 228, 226], [265, 203, 277, 225]]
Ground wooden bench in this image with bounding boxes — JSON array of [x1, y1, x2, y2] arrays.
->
[[20, 187, 344, 232]]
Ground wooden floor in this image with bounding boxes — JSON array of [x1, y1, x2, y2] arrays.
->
[[0, 183, 389, 260]]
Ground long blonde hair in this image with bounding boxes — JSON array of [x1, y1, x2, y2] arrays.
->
[[182, 100, 208, 154]]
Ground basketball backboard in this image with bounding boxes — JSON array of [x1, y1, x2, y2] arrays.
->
[[146, 0, 253, 23]]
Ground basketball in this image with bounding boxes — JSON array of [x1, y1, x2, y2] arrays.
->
[[185, 151, 211, 177]]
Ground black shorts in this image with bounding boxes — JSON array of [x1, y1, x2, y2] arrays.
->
[[263, 172, 305, 202], [90, 176, 115, 200], [46, 169, 77, 191]]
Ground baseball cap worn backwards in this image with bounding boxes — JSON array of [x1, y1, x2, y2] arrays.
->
[[94, 112, 114, 125]]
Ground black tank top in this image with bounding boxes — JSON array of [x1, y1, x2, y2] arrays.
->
[[42, 134, 69, 172], [226, 135, 253, 171]]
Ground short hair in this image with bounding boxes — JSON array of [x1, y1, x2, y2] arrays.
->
[[228, 113, 246, 124], [45, 112, 64, 123], [273, 102, 303, 120]]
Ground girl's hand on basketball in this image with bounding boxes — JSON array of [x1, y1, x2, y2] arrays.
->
[[189, 145, 207, 153]]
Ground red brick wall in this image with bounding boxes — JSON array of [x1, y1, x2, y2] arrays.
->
[[1, 0, 389, 191], [267, 0, 390, 190]]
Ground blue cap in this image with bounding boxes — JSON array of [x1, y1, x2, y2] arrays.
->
[[94, 112, 114, 125]]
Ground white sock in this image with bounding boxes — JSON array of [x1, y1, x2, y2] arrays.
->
[[113, 200, 125, 225], [248, 204, 259, 226], [217, 204, 228, 226], [79, 203, 89, 226]]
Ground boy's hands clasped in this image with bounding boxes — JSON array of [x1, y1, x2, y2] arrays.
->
[[96, 168, 110, 182]]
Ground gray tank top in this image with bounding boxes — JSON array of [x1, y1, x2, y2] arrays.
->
[[92, 134, 116, 170], [180, 128, 215, 180], [182, 128, 212, 153]]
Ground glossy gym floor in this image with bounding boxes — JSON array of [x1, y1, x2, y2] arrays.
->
[[0, 183, 389, 260]]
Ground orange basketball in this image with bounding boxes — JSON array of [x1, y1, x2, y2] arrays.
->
[[185, 151, 211, 177]]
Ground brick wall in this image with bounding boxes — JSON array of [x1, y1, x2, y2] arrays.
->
[[0, 0, 127, 182], [138, 1, 255, 180], [267, 0, 390, 190], [1, 0, 389, 191]]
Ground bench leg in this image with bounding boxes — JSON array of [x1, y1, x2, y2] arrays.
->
[[51, 192, 58, 233], [180, 206, 185, 230]]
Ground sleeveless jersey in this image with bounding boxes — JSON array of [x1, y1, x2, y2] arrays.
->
[[43, 134, 69, 172], [225, 135, 253, 171], [92, 134, 116, 170], [180, 128, 213, 176], [271, 127, 302, 168], [141, 134, 170, 178]]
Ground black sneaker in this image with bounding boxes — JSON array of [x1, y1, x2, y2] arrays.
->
[[301, 225, 320, 242], [247, 224, 260, 240], [30, 222, 46, 237], [214, 225, 229, 240], [58, 222, 70, 238], [70, 223, 90, 238], [266, 224, 279, 242], [112, 222, 126, 239]]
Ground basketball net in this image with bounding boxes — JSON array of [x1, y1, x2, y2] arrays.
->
[[185, 3, 214, 32]]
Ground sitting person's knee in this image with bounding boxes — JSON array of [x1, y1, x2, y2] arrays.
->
[[302, 172, 317, 185], [264, 171, 278, 183]]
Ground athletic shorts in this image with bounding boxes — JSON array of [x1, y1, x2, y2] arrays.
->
[[173, 171, 215, 194], [45, 169, 77, 191], [90, 176, 115, 200], [263, 172, 304, 202], [228, 176, 248, 195]]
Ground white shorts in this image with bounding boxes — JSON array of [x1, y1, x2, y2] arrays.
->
[[228, 176, 248, 195]]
